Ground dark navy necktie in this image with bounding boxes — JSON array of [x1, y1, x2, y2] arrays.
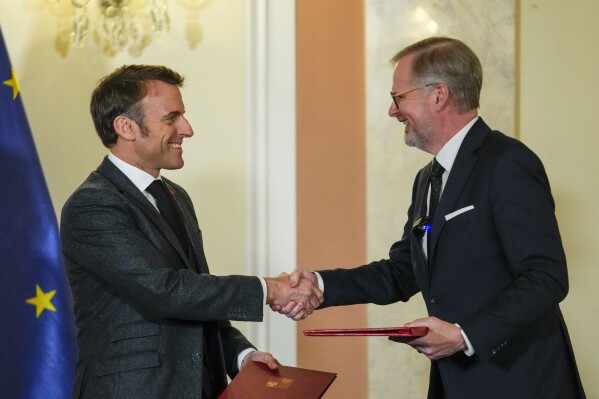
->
[[427, 158, 445, 253]]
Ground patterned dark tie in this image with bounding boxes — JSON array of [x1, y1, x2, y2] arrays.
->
[[146, 179, 189, 252], [147, 180, 214, 398], [427, 158, 445, 253]]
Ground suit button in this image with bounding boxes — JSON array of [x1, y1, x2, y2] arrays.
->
[[430, 296, 439, 304], [191, 352, 200, 362]]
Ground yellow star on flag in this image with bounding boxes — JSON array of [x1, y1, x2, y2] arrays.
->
[[3, 68, 20, 99], [26, 284, 57, 318]]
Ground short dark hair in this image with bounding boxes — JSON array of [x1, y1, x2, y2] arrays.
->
[[90, 65, 185, 147], [391, 37, 482, 112]]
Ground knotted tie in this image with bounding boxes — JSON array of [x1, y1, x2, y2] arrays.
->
[[427, 158, 445, 253], [147, 180, 215, 398], [146, 179, 189, 252]]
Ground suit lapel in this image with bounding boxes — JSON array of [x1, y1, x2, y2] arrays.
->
[[163, 179, 209, 274], [96, 157, 197, 271], [411, 166, 432, 275], [429, 118, 491, 261]]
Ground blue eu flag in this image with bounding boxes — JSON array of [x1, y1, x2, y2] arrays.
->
[[0, 27, 76, 398]]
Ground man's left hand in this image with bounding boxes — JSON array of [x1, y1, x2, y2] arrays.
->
[[392, 316, 466, 361], [240, 351, 279, 370]]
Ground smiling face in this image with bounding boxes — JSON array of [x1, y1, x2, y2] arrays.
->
[[388, 55, 436, 153], [115, 80, 194, 177]]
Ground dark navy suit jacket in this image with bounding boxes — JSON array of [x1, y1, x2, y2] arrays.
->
[[319, 118, 585, 398]]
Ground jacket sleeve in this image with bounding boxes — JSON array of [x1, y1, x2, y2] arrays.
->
[[60, 184, 265, 323], [318, 173, 422, 308]]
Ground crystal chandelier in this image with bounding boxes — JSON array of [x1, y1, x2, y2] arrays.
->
[[55, 0, 171, 55]]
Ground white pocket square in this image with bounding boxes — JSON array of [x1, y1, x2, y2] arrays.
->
[[445, 205, 475, 221]]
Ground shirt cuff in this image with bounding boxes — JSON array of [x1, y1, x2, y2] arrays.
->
[[237, 348, 256, 371], [455, 323, 475, 356], [259, 277, 267, 305], [313, 271, 324, 293]]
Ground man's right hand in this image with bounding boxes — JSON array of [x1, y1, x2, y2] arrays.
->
[[264, 271, 322, 321], [268, 269, 320, 320]]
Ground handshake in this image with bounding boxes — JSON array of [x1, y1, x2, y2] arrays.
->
[[264, 269, 322, 321]]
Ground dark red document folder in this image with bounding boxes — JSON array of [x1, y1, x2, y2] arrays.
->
[[303, 326, 428, 338], [217, 361, 336, 399]]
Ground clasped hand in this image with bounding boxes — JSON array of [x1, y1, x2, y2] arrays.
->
[[391, 316, 467, 360], [265, 270, 322, 321]]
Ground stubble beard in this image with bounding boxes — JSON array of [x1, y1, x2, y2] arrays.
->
[[404, 124, 433, 152], [405, 127, 425, 150]]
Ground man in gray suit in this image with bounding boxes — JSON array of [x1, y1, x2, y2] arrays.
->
[[60, 65, 322, 399]]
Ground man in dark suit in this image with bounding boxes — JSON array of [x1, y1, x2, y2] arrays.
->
[[283, 37, 585, 398], [60, 65, 322, 399]]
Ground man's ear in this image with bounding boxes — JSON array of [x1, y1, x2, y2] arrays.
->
[[113, 115, 137, 141], [433, 84, 451, 109]]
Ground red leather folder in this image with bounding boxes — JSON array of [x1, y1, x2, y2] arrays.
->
[[217, 361, 336, 399], [303, 326, 428, 338]]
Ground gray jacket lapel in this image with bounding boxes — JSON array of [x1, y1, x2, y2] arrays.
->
[[96, 157, 197, 271], [162, 178, 209, 274]]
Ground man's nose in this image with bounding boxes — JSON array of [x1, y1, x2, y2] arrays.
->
[[179, 117, 194, 137], [388, 102, 398, 117]]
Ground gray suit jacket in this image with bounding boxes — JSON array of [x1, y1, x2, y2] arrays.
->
[[318, 118, 585, 398], [61, 157, 264, 399]]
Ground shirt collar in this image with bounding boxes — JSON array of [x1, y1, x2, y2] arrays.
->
[[107, 152, 160, 193], [435, 116, 479, 173]]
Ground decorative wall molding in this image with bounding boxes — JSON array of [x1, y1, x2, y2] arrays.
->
[[245, 0, 297, 365]]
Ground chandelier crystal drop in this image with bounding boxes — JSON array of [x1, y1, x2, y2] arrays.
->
[[59, 0, 171, 55]]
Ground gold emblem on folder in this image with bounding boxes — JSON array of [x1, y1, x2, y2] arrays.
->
[[265, 377, 294, 389]]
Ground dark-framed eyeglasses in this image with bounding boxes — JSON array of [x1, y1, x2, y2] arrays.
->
[[390, 83, 435, 108]]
